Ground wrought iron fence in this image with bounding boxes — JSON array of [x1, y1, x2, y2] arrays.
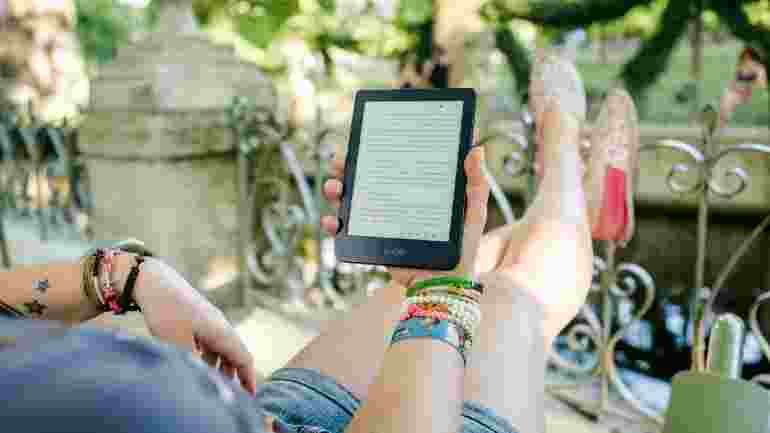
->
[[231, 95, 770, 427], [497, 105, 770, 427], [0, 110, 93, 268], [228, 97, 388, 314]]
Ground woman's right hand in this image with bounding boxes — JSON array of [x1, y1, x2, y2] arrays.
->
[[320, 147, 489, 290]]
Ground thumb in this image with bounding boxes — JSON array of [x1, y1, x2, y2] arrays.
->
[[458, 146, 489, 275]]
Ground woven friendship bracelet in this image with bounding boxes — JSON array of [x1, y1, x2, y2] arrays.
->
[[391, 317, 467, 365]]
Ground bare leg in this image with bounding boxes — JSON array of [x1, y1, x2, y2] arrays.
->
[[285, 105, 592, 433], [463, 104, 593, 433]]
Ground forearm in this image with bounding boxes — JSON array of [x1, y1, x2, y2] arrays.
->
[[286, 282, 406, 399], [0, 254, 134, 324], [345, 336, 465, 433]]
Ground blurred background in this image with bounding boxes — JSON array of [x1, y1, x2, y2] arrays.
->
[[3, 1, 770, 431]]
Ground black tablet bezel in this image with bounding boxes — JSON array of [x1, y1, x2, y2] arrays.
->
[[335, 88, 477, 270]]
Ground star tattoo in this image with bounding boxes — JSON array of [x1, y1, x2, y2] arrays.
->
[[23, 300, 47, 316], [33, 279, 50, 293]]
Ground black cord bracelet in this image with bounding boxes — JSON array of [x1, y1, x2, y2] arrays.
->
[[116, 256, 144, 315]]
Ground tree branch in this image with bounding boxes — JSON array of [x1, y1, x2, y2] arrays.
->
[[494, 25, 532, 103], [492, 0, 659, 29], [619, 0, 693, 100]]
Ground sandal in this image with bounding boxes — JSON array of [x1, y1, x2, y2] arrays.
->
[[585, 88, 640, 246], [528, 50, 587, 178]]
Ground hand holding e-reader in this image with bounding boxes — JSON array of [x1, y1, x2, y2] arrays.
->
[[334, 89, 477, 270]]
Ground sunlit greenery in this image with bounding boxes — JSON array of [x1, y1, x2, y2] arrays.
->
[[69, 0, 770, 125]]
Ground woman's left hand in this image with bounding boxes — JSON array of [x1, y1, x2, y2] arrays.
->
[[128, 257, 258, 395]]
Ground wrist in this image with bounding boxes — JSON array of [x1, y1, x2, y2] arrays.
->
[[477, 271, 552, 343]]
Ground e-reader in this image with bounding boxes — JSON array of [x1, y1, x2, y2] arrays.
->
[[335, 88, 477, 270]]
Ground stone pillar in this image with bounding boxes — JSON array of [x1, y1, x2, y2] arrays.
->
[[79, 0, 274, 304]]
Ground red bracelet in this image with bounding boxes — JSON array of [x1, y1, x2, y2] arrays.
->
[[96, 248, 125, 314]]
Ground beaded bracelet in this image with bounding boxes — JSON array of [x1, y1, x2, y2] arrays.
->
[[403, 294, 482, 321], [400, 301, 479, 352], [97, 249, 124, 313], [403, 299, 480, 334], [414, 285, 483, 304], [391, 317, 467, 365], [406, 276, 484, 298]]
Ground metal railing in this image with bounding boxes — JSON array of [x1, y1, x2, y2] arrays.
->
[[0, 110, 92, 268], [231, 96, 770, 428], [496, 106, 770, 427], [228, 97, 388, 313]]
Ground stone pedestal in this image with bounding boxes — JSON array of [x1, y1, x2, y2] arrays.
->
[[80, 0, 274, 303]]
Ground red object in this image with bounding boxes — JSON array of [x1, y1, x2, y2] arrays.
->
[[592, 167, 629, 242]]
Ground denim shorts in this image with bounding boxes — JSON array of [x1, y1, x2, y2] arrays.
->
[[0, 319, 516, 433]]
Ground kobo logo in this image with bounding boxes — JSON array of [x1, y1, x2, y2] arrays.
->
[[385, 248, 407, 256]]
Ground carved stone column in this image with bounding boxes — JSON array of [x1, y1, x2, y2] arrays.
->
[[80, 0, 275, 304]]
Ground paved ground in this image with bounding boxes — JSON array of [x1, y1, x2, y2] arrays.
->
[[4, 215, 661, 433]]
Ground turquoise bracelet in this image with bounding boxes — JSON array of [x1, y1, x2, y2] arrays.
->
[[390, 317, 466, 365]]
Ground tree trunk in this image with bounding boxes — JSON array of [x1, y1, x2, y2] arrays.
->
[[620, 0, 692, 103], [433, 0, 484, 88], [0, 0, 88, 122]]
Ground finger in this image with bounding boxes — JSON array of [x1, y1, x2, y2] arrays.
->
[[237, 362, 259, 396], [193, 335, 202, 353], [459, 146, 490, 273], [202, 349, 220, 368], [321, 215, 340, 236], [220, 360, 236, 380], [323, 179, 343, 208]]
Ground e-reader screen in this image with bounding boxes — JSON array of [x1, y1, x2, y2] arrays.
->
[[347, 100, 463, 242]]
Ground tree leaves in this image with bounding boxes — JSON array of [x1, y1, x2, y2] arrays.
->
[[232, 0, 300, 48], [75, 0, 131, 64], [397, 0, 434, 26], [319, 0, 336, 14]]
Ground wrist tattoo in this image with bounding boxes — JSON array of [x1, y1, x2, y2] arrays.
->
[[33, 279, 50, 293]]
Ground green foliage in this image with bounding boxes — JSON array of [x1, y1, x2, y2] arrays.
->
[[75, 0, 163, 65], [230, 0, 300, 48], [318, 0, 336, 14], [397, 0, 434, 26], [489, 0, 659, 29], [75, 0, 131, 64]]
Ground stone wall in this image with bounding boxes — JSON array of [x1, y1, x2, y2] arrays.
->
[[80, 1, 274, 304]]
